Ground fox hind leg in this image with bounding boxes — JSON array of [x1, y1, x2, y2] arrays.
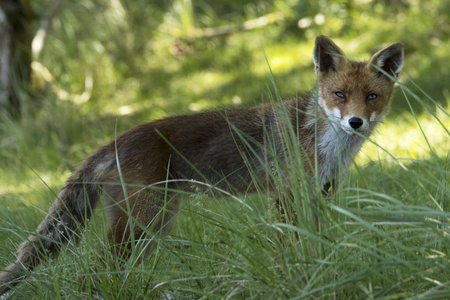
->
[[104, 184, 180, 263]]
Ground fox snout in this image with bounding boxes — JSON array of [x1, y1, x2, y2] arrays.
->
[[340, 116, 369, 135], [348, 117, 364, 129]]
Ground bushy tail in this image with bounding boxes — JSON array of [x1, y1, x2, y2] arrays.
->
[[0, 155, 108, 295]]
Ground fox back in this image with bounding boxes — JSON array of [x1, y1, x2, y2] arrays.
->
[[0, 36, 404, 295]]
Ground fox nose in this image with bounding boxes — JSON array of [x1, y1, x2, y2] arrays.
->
[[348, 117, 364, 129]]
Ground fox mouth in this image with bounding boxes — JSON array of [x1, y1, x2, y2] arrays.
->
[[338, 126, 357, 136], [339, 123, 367, 136], [341, 124, 375, 137], [342, 127, 357, 135], [325, 117, 360, 136]]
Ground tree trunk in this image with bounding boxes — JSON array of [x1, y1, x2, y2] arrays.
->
[[0, 0, 32, 118]]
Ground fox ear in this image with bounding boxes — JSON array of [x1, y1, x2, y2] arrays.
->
[[369, 42, 404, 79], [313, 36, 346, 75]]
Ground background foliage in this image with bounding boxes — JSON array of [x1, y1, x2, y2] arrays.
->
[[0, 0, 449, 298]]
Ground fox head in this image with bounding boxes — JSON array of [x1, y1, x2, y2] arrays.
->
[[312, 35, 404, 135]]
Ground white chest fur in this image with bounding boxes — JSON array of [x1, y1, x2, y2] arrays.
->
[[317, 124, 365, 187]]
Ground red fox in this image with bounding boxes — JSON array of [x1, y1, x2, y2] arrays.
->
[[0, 36, 404, 294]]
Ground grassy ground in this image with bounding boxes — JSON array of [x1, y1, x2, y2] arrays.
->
[[1, 1, 449, 298]]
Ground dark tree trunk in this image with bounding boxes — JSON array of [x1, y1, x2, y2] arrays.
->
[[0, 0, 32, 118]]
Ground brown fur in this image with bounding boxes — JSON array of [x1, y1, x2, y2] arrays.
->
[[0, 36, 404, 295]]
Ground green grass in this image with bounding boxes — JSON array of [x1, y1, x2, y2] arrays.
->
[[1, 1, 450, 298]]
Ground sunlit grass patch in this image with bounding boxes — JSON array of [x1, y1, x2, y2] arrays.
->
[[251, 41, 314, 76], [358, 106, 449, 165]]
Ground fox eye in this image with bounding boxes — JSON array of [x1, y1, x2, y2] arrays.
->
[[367, 93, 378, 101], [335, 92, 346, 99]]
